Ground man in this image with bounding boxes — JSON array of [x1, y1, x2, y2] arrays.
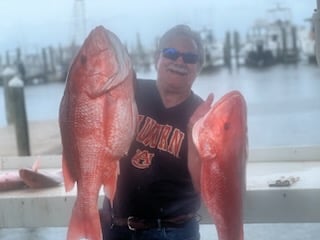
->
[[101, 24, 213, 240]]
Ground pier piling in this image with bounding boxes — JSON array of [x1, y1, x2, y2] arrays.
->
[[2, 67, 16, 125], [8, 76, 30, 156], [224, 31, 232, 69]]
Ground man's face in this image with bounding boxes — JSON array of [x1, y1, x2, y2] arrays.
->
[[155, 35, 200, 94]]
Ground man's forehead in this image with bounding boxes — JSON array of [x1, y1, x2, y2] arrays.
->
[[161, 34, 198, 49]]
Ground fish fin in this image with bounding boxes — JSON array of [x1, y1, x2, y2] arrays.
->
[[103, 161, 119, 206], [62, 156, 75, 192], [31, 158, 40, 172], [67, 200, 102, 240]]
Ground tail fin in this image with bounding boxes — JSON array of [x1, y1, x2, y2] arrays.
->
[[67, 199, 102, 240]]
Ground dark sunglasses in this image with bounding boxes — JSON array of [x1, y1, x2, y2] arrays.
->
[[161, 48, 199, 64]]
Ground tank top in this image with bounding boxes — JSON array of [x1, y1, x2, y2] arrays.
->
[[112, 79, 203, 218]]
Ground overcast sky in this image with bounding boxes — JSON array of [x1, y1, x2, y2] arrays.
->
[[0, 0, 316, 55]]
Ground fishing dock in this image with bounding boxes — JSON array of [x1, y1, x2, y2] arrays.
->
[[0, 145, 319, 227]]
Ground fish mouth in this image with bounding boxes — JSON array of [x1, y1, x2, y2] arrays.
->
[[215, 91, 245, 111], [167, 64, 188, 76]]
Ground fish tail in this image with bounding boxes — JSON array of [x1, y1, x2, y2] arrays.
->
[[67, 199, 102, 240]]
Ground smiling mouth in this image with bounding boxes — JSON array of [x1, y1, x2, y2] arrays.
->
[[167, 64, 188, 75]]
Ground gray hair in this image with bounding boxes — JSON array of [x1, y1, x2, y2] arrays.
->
[[156, 24, 204, 69]]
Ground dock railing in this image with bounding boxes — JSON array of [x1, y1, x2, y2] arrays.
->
[[0, 145, 320, 228]]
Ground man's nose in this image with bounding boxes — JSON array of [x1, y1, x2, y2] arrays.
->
[[175, 55, 184, 63]]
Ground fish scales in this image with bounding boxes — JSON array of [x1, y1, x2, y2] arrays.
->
[[192, 90, 247, 240], [59, 26, 137, 240]]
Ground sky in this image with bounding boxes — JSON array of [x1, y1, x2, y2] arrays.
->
[[0, 0, 317, 56]]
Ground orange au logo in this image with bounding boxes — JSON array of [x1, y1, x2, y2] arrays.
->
[[131, 149, 155, 169]]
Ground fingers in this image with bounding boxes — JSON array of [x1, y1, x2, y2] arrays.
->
[[200, 93, 214, 114], [205, 93, 214, 106]]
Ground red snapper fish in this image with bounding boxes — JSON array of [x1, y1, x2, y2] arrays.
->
[[59, 26, 137, 240], [0, 160, 61, 191], [0, 171, 25, 191], [192, 91, 248, 240]]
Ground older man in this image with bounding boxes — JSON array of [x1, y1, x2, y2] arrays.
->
[[102, 24, 213, 240]]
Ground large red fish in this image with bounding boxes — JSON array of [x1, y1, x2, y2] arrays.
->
[[59, 26, 137, 240], [192, 91, 247, 240]]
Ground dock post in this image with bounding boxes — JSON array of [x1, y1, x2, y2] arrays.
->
[[5, 51, 10, 66], [48, 46, 56, 75], [233, 31, 240, 68], [42, 48, 49, 83], [1, 67, 16, 125], [291, 26, 298, 62], [8, 76, 30, 156], [224, 31, 232, 69]]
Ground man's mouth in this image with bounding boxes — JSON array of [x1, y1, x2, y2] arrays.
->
[[167, 64, 188, 75]]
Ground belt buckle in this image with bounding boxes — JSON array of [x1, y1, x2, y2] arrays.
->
[[127, 216, 136, 231]]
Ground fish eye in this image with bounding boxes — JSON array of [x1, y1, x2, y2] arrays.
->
[[80, 55, 87, 64], [224, 122, 230, 130]]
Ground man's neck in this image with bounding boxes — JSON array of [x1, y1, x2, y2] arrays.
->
[[158, 87, 191, 108]]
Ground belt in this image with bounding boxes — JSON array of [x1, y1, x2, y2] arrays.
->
[[112, 213, 197, 231]]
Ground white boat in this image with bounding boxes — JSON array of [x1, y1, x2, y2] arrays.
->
[[298, 19, 316, 63], [199, 28, 224, 70], [243, 5, 299, 66]]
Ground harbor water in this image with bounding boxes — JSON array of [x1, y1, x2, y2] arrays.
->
[[1, 62, 320, 147], [0, 62, 320, 239]]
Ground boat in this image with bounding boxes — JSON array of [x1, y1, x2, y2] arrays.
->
[[298, 18, 316, 63], [243, 5, 299, 67], [198, 27, 224, 71]]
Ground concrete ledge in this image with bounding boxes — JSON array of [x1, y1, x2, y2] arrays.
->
[[1, 146, 320, 228]]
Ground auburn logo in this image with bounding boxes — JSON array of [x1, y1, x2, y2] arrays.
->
[[131, 149, 155, 169], [136, 116, 185, 158]]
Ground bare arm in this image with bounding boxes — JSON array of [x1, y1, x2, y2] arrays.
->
[[187, 93, 214, 191]]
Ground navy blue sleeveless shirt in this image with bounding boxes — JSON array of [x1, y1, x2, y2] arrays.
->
[[112, 79, 203, 218]]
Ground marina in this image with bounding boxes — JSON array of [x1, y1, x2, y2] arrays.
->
[[1, 62, 320, 150], [0, 1, 319, 239], [1, 62, 320, 238]]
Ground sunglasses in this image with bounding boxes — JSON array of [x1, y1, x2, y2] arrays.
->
[[161, 48, 199, 64]]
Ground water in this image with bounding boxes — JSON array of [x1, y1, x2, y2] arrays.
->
[[1, 63, 320, 238], [1, 62, 320, 148]]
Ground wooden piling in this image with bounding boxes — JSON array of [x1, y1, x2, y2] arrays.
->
[[8, 76, 30, 156], [292, 26, 298, 60], [2, 67, 16, 125], [224, 31, 232, 69], [42, 48, 48, 83], [16, 48, 21, 61], [48, 46, 56, 74], [6, 51, 10, 66], [233, 31, 241, 68], [281, 26, 287, 61]]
